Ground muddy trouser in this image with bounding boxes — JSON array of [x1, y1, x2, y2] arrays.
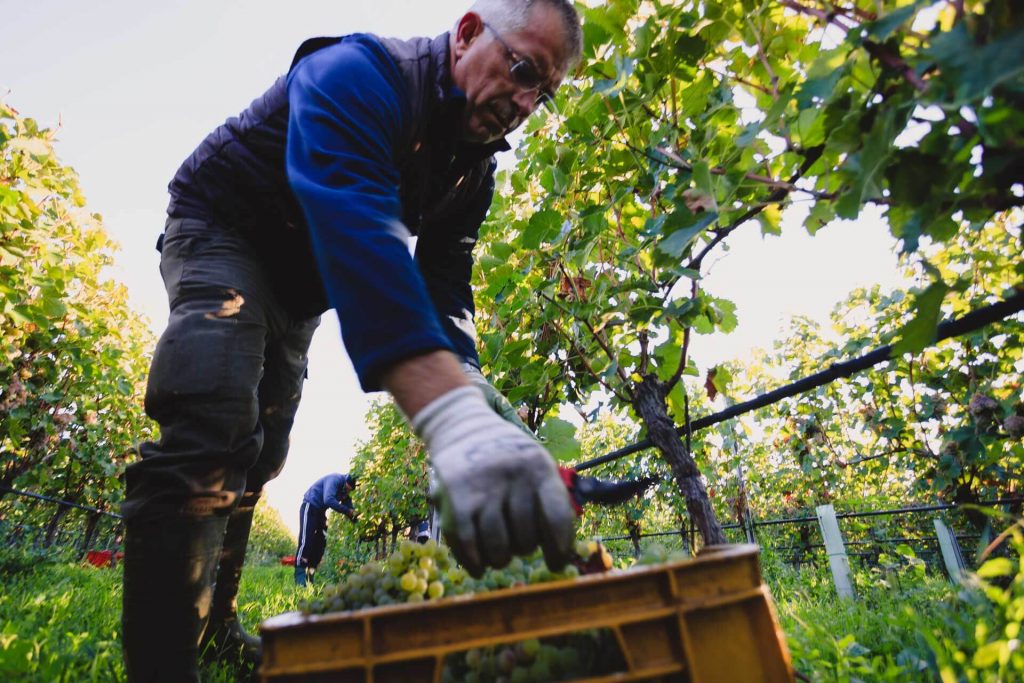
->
[[295, 502, 328, 570], [121, 216, 319, 681], [125, 216, 320, 519]]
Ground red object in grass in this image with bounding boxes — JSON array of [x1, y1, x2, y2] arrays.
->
[[280, 555, 296, 566], [85, 550, 115, 568]]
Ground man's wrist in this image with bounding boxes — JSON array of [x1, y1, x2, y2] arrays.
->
[[382, 350, 469, 419]]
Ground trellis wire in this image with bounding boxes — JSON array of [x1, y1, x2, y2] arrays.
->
[[595, 496, 1018, 579], [2, 295, 1019, 559], [574, 291, 1024, 472], [0, 486, 123, 556], [595, 498, 1020, 542], [0, 486, 123, 519]]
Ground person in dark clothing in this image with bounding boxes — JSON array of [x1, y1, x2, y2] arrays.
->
[[119, 2, 583, 680], [294, 473, 357, 586]]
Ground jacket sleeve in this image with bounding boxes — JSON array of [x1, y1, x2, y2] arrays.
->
[[286, 37, 454, 391], [413, 162, 496, 368], [323, 476, 353, 515]]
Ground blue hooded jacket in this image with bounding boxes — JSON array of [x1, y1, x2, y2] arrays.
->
[[302, 473, 354, 514]]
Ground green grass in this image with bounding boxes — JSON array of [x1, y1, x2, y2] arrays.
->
[[0, 559, 307, 683], [1, 562, 124, 682], [774, 569, 954, 681], [0, 548, 1018, 682]]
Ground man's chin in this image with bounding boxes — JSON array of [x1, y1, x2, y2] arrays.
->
[[461, 116, 507, 144]]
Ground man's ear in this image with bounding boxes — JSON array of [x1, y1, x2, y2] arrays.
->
[[453, 12, 485, 58]]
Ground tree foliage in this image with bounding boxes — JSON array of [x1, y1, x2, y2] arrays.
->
[[344, 399, 430, 550], [247, 497, 296, 565], [472, 0, 1022, 546], [0, 102, 154, 519], [714, 214, 1022, 533]]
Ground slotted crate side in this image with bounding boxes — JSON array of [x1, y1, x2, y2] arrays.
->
[[260, 544, 793, 683], [614, 613, 685, 672], [679, 589, 792, 682], [369, 566, 677, 656], [261, 569, 679, 674]]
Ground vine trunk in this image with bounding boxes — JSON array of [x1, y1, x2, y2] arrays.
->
[[633, 377, 726, 547]]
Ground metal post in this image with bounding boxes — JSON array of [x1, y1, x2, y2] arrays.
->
[[816, 504, 855, 599], [736, 463, 756, 544], [430, 505, 442, 544], [934, 518, 967, 583]]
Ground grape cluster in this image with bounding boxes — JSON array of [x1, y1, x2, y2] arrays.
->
[[302, 539, 603, 615], [303, 537, 696, 618], [468, 553, 581, 591], [300, 539, 632, 681], [573, 540, 614, 573], [632, 543, 689, 568], [441, 632, 617, 683], [0, 378, 29, 411], [302, 539, 469, 613]]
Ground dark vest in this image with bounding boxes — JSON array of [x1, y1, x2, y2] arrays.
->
[[166, 33, 503, 319]]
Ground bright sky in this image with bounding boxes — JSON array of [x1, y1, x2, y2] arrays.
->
[[1, 0, 908, 536]]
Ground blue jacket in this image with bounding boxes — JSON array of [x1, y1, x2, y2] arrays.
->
[[302, 473, 354, 514], [166, 33, 507, 390]]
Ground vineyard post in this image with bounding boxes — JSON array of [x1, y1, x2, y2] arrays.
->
[[816, 504, 855, 600], [42, 503, 71, 548], [430, 505, 443, 544], [933, 518, 967, 583], [78, 510, 102, 559], [736, 463, 756, 545]]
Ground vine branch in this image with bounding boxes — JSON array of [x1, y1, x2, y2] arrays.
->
[[540, 305, 631, 403]]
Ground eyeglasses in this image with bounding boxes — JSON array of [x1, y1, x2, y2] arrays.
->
[[483, 22, 557, 109]]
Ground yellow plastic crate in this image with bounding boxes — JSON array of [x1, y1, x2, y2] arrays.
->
[[259, 544, 793, 682]]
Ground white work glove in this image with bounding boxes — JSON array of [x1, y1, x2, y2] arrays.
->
[[460, 363, 532, 435], [412, 385, 575, 577]]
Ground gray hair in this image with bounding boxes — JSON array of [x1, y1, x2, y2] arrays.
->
[[464, 0, 582, 69]]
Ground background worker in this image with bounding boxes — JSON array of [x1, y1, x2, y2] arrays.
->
[[295, 473, 357, 586], [120, 1, 584, 680]]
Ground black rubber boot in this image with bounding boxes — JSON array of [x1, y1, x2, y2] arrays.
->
[[201, 493, 262, 670], [122, 514, 228, 682]]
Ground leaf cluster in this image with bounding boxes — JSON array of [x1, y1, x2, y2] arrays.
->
[[0, 102, 155, 524]]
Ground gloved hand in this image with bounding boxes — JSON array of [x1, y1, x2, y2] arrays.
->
[[460, 363, 531, 435], [411, 385, 575, 577]]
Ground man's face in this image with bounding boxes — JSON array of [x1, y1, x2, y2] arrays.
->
[[451, 7, 570, 143]]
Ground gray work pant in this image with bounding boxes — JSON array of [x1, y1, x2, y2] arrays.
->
[[123, 217, 320, 520]]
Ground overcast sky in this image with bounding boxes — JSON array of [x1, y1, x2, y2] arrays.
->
[[2, 0, 906, 535]]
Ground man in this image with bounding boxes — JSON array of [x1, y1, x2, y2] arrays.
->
[[120, 1, 583, 680], [294, 473, 357, 586], [416, 519, 433, 544]]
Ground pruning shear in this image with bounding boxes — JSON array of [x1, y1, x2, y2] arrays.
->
[[558, 466, 659, 516]]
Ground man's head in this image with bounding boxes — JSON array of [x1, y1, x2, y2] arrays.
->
[[346, 475, 358, 491], [450, 0, 582, 143]]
